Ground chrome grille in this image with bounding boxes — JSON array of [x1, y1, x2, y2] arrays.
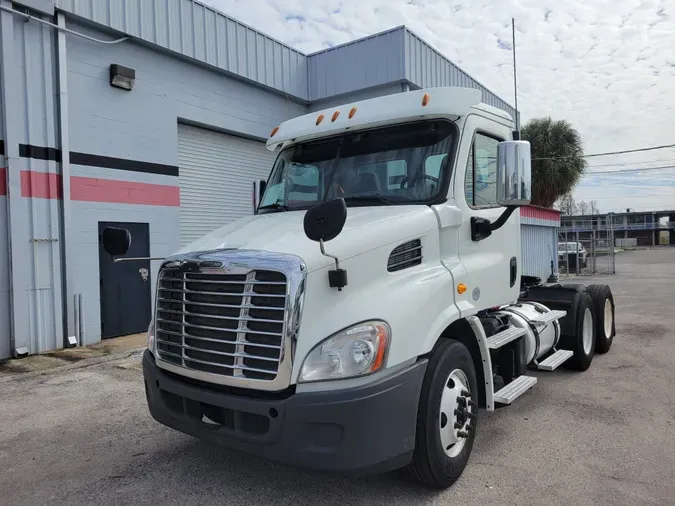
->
[[155, 268, 288, 381]]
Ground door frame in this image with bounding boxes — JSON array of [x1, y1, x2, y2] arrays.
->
[[98, 221, 152, 339]]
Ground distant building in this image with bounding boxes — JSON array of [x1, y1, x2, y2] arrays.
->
[[561, 210, 675, 246]]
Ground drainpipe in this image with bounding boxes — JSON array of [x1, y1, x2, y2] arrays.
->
[[55, 11, 77, 347]]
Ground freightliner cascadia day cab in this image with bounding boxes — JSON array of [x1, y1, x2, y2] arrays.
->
[[102, 87, 616, 489]]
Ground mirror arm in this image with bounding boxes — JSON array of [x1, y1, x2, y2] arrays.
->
[[471, 207, 517, 242], [113, 257, 166, 262]]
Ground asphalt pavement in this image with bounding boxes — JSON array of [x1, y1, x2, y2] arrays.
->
[[1, 248, 674, 505]]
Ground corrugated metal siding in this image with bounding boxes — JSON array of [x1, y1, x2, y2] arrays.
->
[[308, 27, 405, 101], [521, 224, 559, 281], [55, 0, 309, 99], [403, 28, 516, 120], [0, 8, 64, 356], [0, 6, 8, 358]]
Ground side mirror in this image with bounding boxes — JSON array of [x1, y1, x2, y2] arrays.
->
[[252, 179, 267, 213], [303, 198, 347, 242], [102, 227, 131, 256], [496, 140, 532, 207]]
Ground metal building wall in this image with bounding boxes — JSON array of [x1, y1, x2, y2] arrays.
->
[[307, 28, 405, 102], [520, 207, 561, 281], [63, 18, 306, 343], [55, 0, 309, 100], [0, 8, 7, 359], [403, 28, 517, 121], [0, 3, 63, 358]]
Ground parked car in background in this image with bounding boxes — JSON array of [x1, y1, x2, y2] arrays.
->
[[558, 241, 588, 268]]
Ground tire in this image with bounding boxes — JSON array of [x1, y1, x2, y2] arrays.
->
[[559, 292, 596, 371], [406, 339, 478, 489], [586, 284, 616, 353]]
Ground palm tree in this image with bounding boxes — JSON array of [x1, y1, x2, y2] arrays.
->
[[521, 117, 587, 207]]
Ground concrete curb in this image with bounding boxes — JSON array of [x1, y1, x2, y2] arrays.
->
[[0, 347, 146, 384]]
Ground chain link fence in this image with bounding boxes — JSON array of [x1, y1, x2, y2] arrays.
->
[[558, 224, 616, 277]]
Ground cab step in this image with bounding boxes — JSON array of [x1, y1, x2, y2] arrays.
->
[[486, 326, 527, 349], [531, 310, 567, 326], [494, 375, 537, 405], [536, 349, 574, 371]]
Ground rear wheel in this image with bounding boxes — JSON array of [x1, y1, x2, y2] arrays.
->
[[586, 284, 615, 353], [559, 292, 596, 371], [406, 339, 478, 489]]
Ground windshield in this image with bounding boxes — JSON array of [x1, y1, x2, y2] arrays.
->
[[259, 120, 456, 211]]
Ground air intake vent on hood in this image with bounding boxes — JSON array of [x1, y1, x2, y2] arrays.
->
[[388, 239, 422, 272]]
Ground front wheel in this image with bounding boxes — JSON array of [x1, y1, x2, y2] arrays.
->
[[406, 339, 478, 489]]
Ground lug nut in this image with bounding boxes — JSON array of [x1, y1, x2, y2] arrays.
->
[[461, 390, 469, 397], [457, 431, 469, 438], [468, 400, 477, 408], [454, 422, 462, 429], [454, 409, 463, 417], [457, 397, 467, 407]]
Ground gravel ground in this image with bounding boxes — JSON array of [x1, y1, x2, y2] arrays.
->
[[1, 248, 674, 505]]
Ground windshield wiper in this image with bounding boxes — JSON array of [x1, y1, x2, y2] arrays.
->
[[258, 202, 288, 212], [343, 194, 394, 206]]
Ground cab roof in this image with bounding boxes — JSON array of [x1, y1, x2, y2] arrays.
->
[[266, 87, 514, 151]]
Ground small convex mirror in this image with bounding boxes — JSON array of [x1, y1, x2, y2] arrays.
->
[[102, 227, 131, 256], [496, 140, 532, 207]]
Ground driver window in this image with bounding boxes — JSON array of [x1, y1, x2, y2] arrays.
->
[[464, 133, 499, 207]]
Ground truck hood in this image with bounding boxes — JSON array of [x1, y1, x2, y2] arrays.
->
[[175, 206, 439, 272]]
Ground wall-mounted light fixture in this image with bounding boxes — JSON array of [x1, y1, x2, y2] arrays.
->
[[109, 64, 135, 91]]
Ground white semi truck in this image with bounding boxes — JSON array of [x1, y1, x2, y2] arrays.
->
[[102, 87, 616, 489]]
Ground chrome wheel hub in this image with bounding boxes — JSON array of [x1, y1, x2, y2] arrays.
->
[[439, 369, 475, 458], [603, 299, 613, 338], [582, 307, 594, 355]]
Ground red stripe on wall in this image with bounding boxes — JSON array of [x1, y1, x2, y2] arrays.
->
[[20, 170, 62, 199], [71, 176, 180, 207], [17, 170, 179, 206], [0, 168, 6, 196]]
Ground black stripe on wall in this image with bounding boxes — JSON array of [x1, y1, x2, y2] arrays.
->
[[70, 152, 178, 177], [0, 139, 4, 156], [16, 143, 179, 177], [19, 144, 62, 162]]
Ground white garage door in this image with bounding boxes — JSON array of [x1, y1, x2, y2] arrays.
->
[[178, 124, 277, 246]]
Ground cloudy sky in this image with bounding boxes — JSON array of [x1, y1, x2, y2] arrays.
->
[[208, 0, 674, 213]]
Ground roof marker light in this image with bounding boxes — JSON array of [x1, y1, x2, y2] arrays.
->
[[316, 114, 324, 126], [422, 93, 430, 106], [331, 111, 340, 122], [270, 126, 279, 137], [349, 107, 357, 119]]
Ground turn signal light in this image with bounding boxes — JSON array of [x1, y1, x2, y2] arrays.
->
[[270, 126, 279, 137], [331, 111, 340, 122], [457, 283, 467, 295], [349, 107, 357, 118], [422, 93, 430, 106], [316, 114, 324, 125]]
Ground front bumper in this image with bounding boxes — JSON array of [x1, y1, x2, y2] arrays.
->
[[143, 350, 427, 475]]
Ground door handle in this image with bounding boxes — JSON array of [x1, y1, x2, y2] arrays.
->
[[139, 267, 149, 281]]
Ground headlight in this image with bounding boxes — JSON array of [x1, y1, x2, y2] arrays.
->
[[299, 320, 391, 382], [147, 320, 155, 353]]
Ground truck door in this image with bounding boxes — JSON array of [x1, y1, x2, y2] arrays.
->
[[454, 115, 522, 313]]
